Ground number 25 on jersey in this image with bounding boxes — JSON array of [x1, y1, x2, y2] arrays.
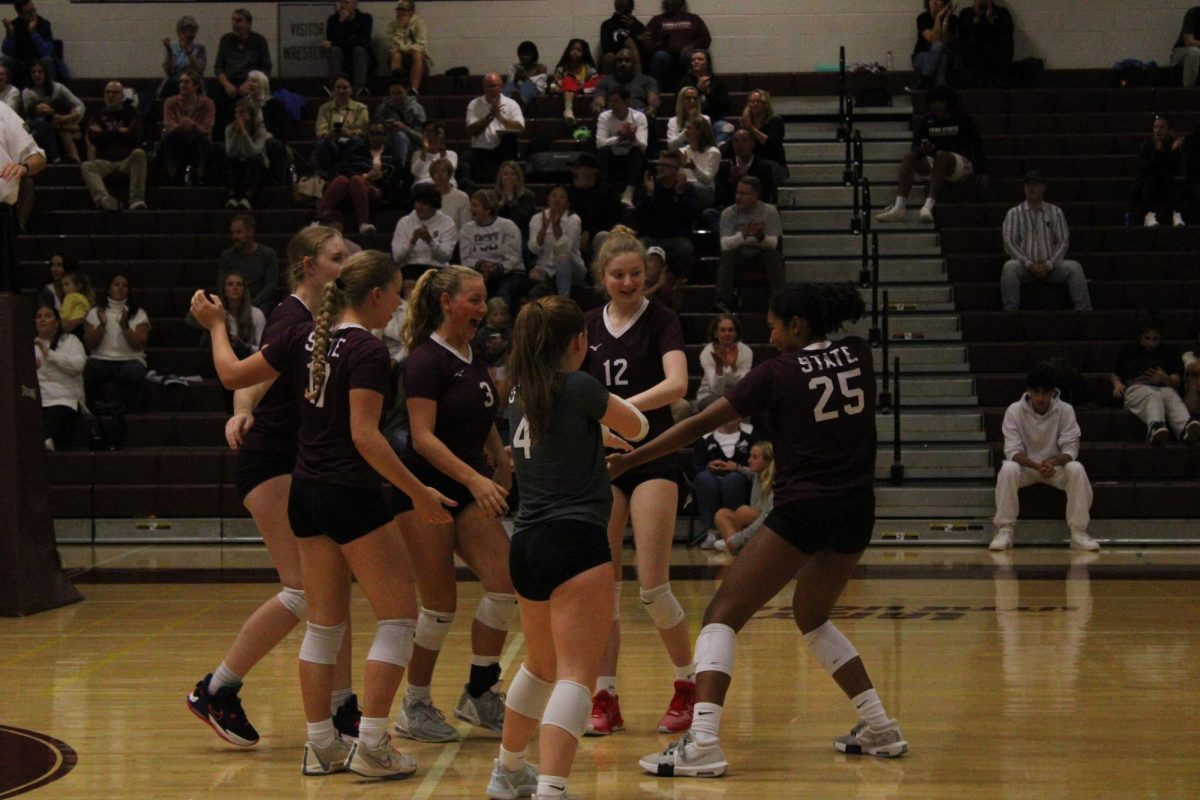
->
[[810, 368, 865, 422]]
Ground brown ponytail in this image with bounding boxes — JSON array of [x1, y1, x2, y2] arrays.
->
[[508, 295, 586, 447]]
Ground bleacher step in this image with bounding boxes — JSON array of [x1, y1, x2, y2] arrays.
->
[[786, 121, 911, 141], [877, 411, 984, 442], [875, 484, 996, 516], [871, 344, 968, 373], [787, 162, 905, 185], [786, 141, 910, 162], [788, 258, 945, 283], [845, 313, 960, 339], [783, 233, 939, 258]]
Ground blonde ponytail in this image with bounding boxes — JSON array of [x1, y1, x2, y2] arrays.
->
[[286, 225, 342, 290], [402, 265, 481, 353]]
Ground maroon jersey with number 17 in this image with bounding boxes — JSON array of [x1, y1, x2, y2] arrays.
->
[[723, 336, 876, 505]]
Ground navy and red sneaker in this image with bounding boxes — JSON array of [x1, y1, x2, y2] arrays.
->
[[333, 693, 361, 739], [187, 674, 260, 747]]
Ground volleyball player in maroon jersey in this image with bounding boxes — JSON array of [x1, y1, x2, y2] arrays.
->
[[389, 266, 519, 742], [186, 226, 362, 747], [582, 227, 696, 736], [613, 284, 908, 777], [192, 250, 454, 779]]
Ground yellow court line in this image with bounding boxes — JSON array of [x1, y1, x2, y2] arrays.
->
[[408, 632, 525, 800], [0, 726, 65, 800]]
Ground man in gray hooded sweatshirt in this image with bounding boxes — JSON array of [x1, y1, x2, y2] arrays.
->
[[991, 362, 1098, 552]]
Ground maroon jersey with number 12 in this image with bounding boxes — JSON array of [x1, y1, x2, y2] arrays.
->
[[723, 336, 877, 505], [239, 294, 313, 454]]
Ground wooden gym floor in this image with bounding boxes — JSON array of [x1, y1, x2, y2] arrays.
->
[[1, 545, 1198, 799]]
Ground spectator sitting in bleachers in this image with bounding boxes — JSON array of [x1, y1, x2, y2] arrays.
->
[[691, 415, 755, 549], [528, 185, 586, 297], [990, 362, 1098, 552], [712, 127, 777, 219], [876, 85, 986, 224], [956, 0, 1014, 88], [2, 0, 67, 85], [567, 152, 620, 259], [643, 244, 679, 309], [410, 121, 456, 187], [467, 73, 525, 186], [243, 70, 288, 185], [502, 40, 548, 109], [596, 87, 648, 207], [37, 252, 68, 310], [1000, 171, 1091, 312], [161, 70, 214, 186], [639, 0, 711, 93], [430, 155, 470, 229], [321, 0, 373, 97], [715, 175, 782, 313], [459, 188, 526, 310], [387, 0, 430, 94], [552, 38, 599, 125], [738, 89, 788, 185], [599, 0, 645, 75], [713, 440, 774, 555], [680, 49, 732, 145], [1184, 333, 1200, 414], [391, 183, 457, 277], [1111, 314, 1200, 445], [81, 81, 147, 212], [0, 63, 19, 113], [223, 98, 268, 209], [635, 150, 698, 279], [666, 86, 708, 152], [58, 269, 91, 335], [314, 208, 363, 254], [34, 303, 85, 451], [218, 213, 280, 310], [1170, 5, 1200, 87], [22, 62, 82, 163], [494, 159, 535, 247], [695, 312, 752, 412], [593, 45, 660, 118], [187, 271, 266, 359], [82, 273, 150, 415], [158, 15, 206, 99], [317, 122, 402, 234], [473, 296, 512, 384], [1133, 115, 1187, 227], [315, 74, 369, 179], [374, 79, 425, 175], [211, 8, 271, 140], [911, 0, 957, 92], [678, 116, 719, 209]]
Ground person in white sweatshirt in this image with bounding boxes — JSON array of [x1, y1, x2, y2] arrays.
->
[[391, 183, 458, 278], [34, 303, 86, 450], [991, 362, 1098, 552], [458, 188, 525, 310]]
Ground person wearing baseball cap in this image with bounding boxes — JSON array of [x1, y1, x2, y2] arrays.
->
[[1000, 170, 1091, 312]]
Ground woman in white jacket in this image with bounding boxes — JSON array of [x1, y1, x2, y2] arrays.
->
[[528, 185, 586, 297], [34, 304, 86, 450], [694, 313, 752, 412]]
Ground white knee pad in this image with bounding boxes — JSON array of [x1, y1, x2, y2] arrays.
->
[[640, 583, 685, 630], [694, 623, 736, 676], [414, 607, 455, 651], [803, 620, 859, 676], [541, 680, 592, 741], [613, 582, 622, 621], [276, 586, 307, 619], [367, 618, 416, 667], [475, 592, 519, 632], [299, 620, 346, 665], [505, 664, 554, 721]]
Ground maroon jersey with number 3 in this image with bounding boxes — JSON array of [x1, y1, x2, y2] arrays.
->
[[239, 294, 313, 454], [583, 298, 686, 443], [723, 336, 876, 505], [262, 322, 392, 486]]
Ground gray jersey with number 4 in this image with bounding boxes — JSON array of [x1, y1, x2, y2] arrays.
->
[[507, 370, 611, 533]]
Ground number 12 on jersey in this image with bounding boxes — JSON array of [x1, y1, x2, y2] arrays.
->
[[810, 368, 866, 422]]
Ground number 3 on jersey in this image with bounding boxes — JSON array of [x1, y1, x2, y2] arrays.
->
[[480, 381, 495, 408], [512, 417, 531, 459], [810, 368, 865, 422], [602, 358, 628, 387]]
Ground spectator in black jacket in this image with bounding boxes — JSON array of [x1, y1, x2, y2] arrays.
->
[[680, 48, 732, 145], [80, 82, 147, 212], [635, 150, 698, 279], [876, 85, 986, 225], [1, 0, 66, 84], [1132, 115, 1187, 227], [212, 8, 272, 139], [321, 0, 373, 96], [957, 0, 1014, 87], [598, 0, 645, 75], [708, 126, 777, 229], [567, 152, 621, 259]]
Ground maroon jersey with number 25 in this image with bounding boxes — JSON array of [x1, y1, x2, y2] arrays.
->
[[723, 336, 876, 505]]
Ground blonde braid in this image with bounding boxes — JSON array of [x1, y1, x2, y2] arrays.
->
[[306, 278, 343, 402]]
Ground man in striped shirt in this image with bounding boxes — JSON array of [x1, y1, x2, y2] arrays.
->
[[999, 171, 1091, 311]]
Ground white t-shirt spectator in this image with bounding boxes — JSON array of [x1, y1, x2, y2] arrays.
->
[[439, 187, 472, 230], [666, 113, 711, 152], [466, 95, 525, 150], [528, 211, 584, 275], [35, 335, 87, 410], [596, 108, 648, 156], [230, 305, 267, 351], [391, 209, 458, 267], [410, 148, 458, 187], [85, 302, 151, 364], [680, 144, 721, 188], [0, 102, 42, 205], [696, 340, 753, 406], [459, 217, 524, 274]]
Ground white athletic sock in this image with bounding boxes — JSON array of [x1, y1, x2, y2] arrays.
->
[[691, 702, 722, 746], [306, 718, 336, 748], [498, 744, 528, 772], [208, 662, 242, 694], [596, 676, 617, 695], [673, 662, 696, 682], [358, 716, 388, 749], [852, 688, 889, 729], [471, 654, 500, 667], [536, 775, 569, 799], [406, 684, 432, 704], [330, 687, 352, 715], [922, 197, 936, 211], [893, 195, 906, 209]]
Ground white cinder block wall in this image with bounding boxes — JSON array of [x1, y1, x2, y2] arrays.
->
[[36, 0, 1199, 79]]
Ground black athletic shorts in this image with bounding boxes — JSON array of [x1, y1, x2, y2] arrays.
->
[[390, 459, 477, 519], [509, 520, 612, 602], [763, 485, 875, 555], [235, 448, 296, 501], [288, 477, 395, 545], [610, 455, 680, 500]]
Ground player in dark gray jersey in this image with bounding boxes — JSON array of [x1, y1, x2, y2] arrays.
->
[[193, 251, 454, 780], [612, 284, 908, 779], [485, 295, 649, 800]]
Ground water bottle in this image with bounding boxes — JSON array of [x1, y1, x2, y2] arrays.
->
[[183, 165, 192, 187], [886, 50, 894, 72], [288, 163, 299, 186]]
